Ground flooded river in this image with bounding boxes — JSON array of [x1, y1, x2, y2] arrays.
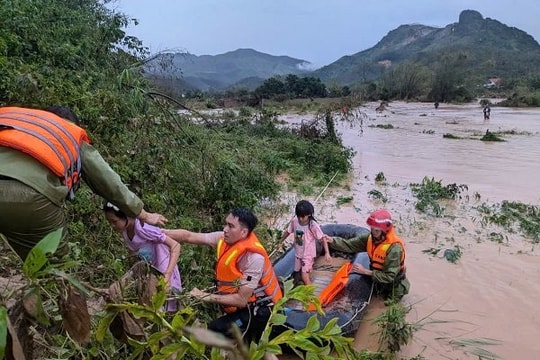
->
[[279, 100, 540, 359]]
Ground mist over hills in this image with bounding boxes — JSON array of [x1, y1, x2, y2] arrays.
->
[[145, 10, 540, 92], [144, 48, 312, 91]]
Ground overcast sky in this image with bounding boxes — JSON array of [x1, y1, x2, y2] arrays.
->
[[111, 0, 540, 68]]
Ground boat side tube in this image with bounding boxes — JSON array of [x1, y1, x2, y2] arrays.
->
[[272, 224, 373, 336]]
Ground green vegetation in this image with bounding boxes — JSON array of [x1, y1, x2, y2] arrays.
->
[[488, 232, 507, 244], [447, 338, 502, 359], [410, 177, 468, 216], [442, 133, 462, 139], [0, 0, 354, 277], [1, 234, 371, 359], [2, 229, 93, 359], [477, 201, 540, 242], [144, 10, 540, 106], [368, 190, 389, 203], [422, 245, 463, 263], [374, 172, 387, 183], [498, 88, 540, 107], [309, 10, 540, 105], [370, 124, 395, 129], [480, 130, 505, 142], [254, 74, 328, 100], [428, 52, 474, 103], [376, 61, 431, 100], [95, 279, 363, 360], [0, 1, 381, 358], [9, 2, 530, 359], [336, 196, 354, 206], [373, 302, 414, 353]]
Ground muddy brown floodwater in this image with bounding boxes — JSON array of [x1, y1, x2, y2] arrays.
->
[[277, 100, 540, 359]]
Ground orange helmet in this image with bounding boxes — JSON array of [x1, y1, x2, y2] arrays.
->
[[366, 209, 393, 232]]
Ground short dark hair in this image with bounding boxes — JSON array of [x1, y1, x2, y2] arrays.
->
[[230, 208, 258, 234], [44, 105, 81, 125]]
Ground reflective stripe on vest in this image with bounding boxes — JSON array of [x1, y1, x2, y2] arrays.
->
[[0, 107, 90, 198], [215, 233, 283, 313]]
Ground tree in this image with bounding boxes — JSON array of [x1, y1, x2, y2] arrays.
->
[[254, 77, 286, 98], [428, 52, 473, 102], [254, 75, 327, 99], [0, 0, 148, 115], [378, 62, 430, 100]]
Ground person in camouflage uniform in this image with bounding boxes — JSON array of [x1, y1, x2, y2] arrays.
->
[[0, 106, 167, 260], [326, 209, 409, 301]]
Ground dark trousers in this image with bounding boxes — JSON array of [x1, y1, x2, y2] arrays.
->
[[208, 305, 272, 344], [0, 179, 66, 260]]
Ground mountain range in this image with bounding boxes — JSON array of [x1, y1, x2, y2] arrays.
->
[[144, 10, 540, 92], [144, 48, 311, 92]]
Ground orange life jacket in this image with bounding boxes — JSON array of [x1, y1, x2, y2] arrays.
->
[[215, 232, 283, 313], [0, 107, 90, 198], [366, 228, 406, 273], [307, 261, 352, 311]]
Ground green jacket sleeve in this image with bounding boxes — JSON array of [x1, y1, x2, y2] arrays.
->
[[372, 243, 403, 285], [328, 232, 369, 253], [80, 142, 143, 217]]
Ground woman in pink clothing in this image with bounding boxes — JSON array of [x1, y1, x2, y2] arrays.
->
[[103, 202, 182, 311], [280, 200, 331, 285]]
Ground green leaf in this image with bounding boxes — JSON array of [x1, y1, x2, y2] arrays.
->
[[147, 330, 165, 354], [0, 307, 7, 359], [95, 311, 118, 342], [50, 269, 90, 297], [250, 348, 266, 360], [23, 287, 49, 326], [33, 227, 62, 254], [130, 306, 159, 322], [282, 279, 295, 293], [262, 343, 281, 354], [22, 228, 62, 278], [156, 342, 182, 359], [269, 313, 287, 326], [151, 279, 167, 310], [304, 314, 321, 333], [292, 337, 324, 353], [211, 347, 223, 360], [319, 317, 341, 336], [171, 313, 188, 330], [267, 329, 294, 345]]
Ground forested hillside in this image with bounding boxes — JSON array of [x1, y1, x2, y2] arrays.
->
[[146, 48, 312, 91], [313, 10, 540, 87]]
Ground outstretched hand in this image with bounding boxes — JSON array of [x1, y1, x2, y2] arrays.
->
[[189, 287, 208, 301], [322, 234, 334, 243], [139, 209, 168, 227]]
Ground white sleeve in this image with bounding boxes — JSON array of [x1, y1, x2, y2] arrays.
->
[[237, 252, 265, 289]]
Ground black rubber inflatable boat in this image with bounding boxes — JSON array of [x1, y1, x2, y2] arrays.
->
[[272, 224, 373, 336]]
